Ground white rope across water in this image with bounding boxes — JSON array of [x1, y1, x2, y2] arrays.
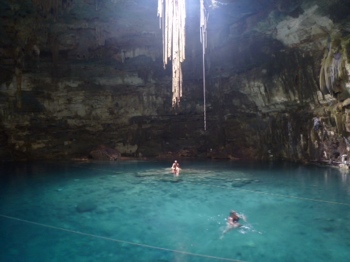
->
[[0, 214, 245, 262]]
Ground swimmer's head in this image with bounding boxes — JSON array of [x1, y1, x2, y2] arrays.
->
[[174, 160, 177, 163]]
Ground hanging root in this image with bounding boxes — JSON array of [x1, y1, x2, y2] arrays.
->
[[158, 0, 186, 107]]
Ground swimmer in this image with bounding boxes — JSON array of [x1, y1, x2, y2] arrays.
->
[[221, 210, 247, 236], [171, 160, 180, 176]]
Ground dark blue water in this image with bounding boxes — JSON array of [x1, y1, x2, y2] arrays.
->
[[0, 160, 350, 262]]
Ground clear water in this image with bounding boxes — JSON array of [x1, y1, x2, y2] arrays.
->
[[0, 160, 350, 262]]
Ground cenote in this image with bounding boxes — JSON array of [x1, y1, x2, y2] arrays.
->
[[0, 160, 350, 262]]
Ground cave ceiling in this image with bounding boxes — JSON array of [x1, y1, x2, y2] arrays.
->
[[0, 0, 349, 114], [1, 0, 349, 67]]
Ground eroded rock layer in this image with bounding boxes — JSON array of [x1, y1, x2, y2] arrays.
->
[[0, 0, 350, 164]]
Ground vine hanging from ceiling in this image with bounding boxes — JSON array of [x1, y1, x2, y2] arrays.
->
[[157, 0, 215, 108], [158, 0, 186, 108]]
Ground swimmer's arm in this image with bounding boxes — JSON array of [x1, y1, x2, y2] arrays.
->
[[227, 217, 234, 225], [239, 214, 247, 222]]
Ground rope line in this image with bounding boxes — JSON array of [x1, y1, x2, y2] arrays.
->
[[0, 214, 245, 262]]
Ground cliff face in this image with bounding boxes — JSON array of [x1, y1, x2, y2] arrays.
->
[[0, 0, 349, 162]]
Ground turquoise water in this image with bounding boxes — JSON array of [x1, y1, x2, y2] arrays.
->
[[0, 160, 350, 262]]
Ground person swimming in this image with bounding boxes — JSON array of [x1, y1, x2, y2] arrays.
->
[[222, 210, 247, 236]]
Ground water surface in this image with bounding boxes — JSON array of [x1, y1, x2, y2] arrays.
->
[[0, 160, 349, 262]]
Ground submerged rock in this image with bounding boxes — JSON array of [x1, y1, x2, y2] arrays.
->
[[231, 179, 258, 188], [160, 177, 183, 183], [76, 200, 97, 213]]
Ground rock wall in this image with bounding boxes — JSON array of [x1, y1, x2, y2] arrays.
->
[[0, 0, 349, 163]]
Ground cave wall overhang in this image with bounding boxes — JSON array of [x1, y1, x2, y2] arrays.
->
[[0, 0, 349, 161]]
